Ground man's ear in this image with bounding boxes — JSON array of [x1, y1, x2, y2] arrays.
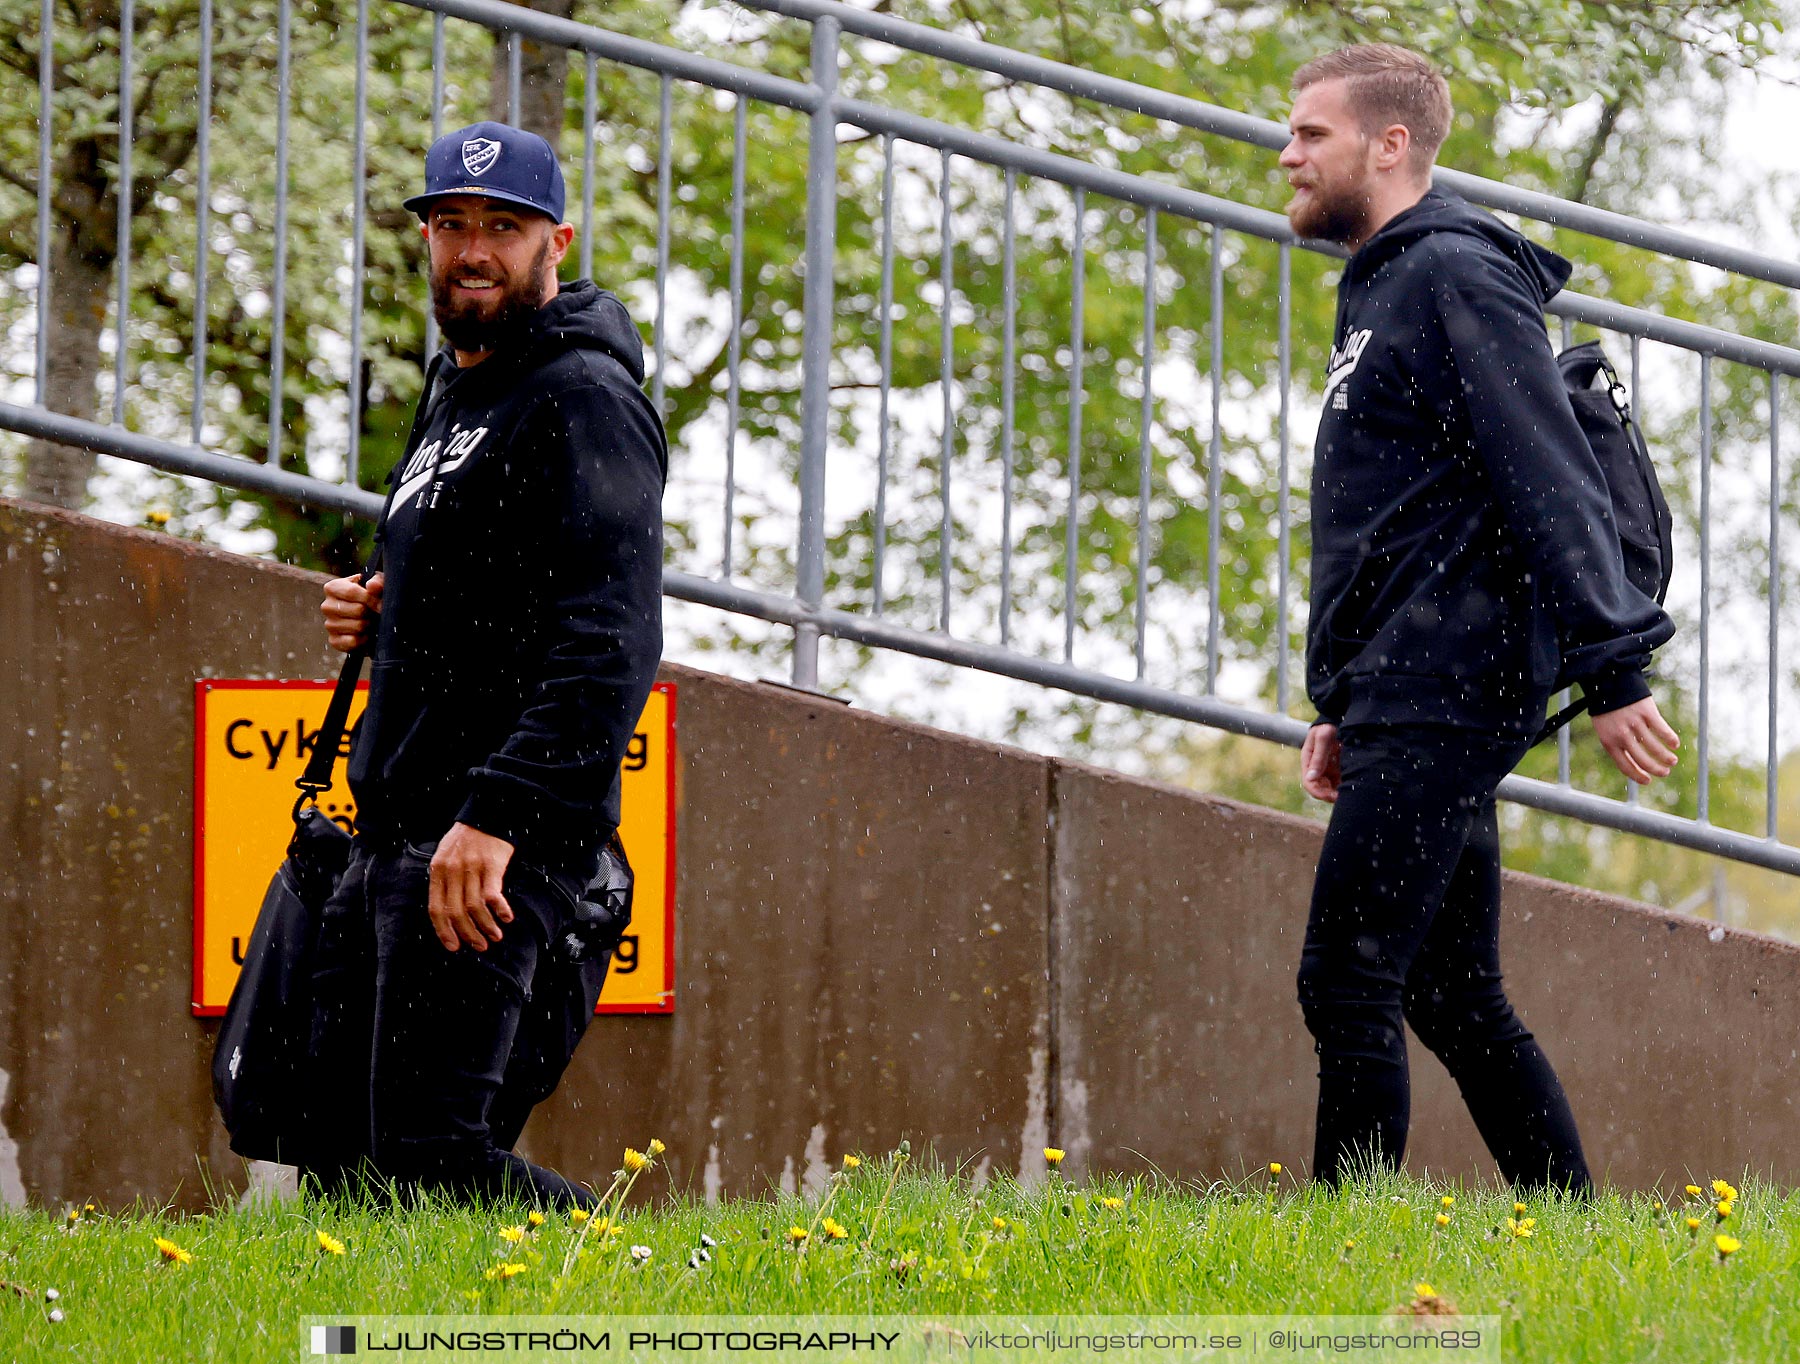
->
[[548, 220, 576, 269], [1371, 122, 1413, 175]]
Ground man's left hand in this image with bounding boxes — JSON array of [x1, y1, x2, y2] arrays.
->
[[1591, 695, 1680, 785], [428, 822, 516, 952]]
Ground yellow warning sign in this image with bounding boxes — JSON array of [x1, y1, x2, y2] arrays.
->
[[193, 680, 676, 1016]]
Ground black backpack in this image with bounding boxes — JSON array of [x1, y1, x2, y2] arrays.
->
[[1535, 340, 1675, 743]]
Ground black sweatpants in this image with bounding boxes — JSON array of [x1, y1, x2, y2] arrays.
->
[[298, 841, 602, 1208], [1296, 723, 1592, 1193]]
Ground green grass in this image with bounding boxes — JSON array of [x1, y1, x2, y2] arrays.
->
[[3, 1155, 1796, 1362]]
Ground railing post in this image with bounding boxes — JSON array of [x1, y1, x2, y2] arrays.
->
[[793, 15, 839, 690]]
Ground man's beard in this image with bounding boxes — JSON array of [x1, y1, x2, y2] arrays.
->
[[430, 237, 553, 353], [1286, 175, 1372, 247]]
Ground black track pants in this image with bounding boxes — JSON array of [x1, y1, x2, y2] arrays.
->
[[1297, 724, 1592, 1193], [298, 842, 600, 1208]]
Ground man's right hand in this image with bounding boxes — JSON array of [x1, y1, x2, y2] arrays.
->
[[1301, 722, 1342, 803], [1592, 694, 1680, 785], [321, 572, 384, 653]]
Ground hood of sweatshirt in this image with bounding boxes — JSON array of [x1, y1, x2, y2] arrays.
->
[[1348, 189, 1573, 306]]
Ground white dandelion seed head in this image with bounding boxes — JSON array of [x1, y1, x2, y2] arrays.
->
[[44, 1288, 60, 1302], [631, 1244, 653, 1262], [49, 1309, 65, 1324], [699, 1233, 718, 1248]]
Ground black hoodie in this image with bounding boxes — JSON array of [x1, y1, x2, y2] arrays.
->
[[348, 280, 667, 880], [1306, 190, 1675, 735]]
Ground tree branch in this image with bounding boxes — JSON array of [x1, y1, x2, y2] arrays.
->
[[0, 161, 40, 198], [1567, 92, 1628, 205]]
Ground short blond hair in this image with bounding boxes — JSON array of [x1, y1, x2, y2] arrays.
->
[[1293, 44, 1451, 172]]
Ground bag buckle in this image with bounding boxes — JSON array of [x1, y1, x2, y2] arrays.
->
[[291, 782, 328, 824]]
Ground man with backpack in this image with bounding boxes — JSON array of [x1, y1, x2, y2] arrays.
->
[[1282, 45, 1679, 1192]]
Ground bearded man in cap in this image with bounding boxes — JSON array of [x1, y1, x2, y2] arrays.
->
[[305, 121, 666, 1207]]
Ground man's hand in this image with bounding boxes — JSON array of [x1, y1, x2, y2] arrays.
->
[[428, 822, 516, 953], [1591, 695, 1680, 785], [1301, 722, 1343, 803], [321, 571, 385, 653]]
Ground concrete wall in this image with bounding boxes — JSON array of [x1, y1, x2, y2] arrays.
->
[[3, 499, 1797, 1210]]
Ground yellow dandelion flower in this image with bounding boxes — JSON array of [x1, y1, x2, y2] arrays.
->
[[499, 1225, 526, 1244], [1044, 1148, 1066, 1167], [315, 1230, 346, 1256], [1414, 1283, 1437, 1299], [821, 1218, 849, 1240], [1716, 1200, 1733, 1221], [1714, 1234, 1742, 1259], [992, 1216, 1008, 1231], [1504, 1218, 1535, 1239], [570, 1208, 590, 1226], [1434, 1213, 1451, 1227], [153, 1237, 193, 1265], [842, 1154, 862, 1170], [146, 508, 171, 527], [1712, 1179, 1738, 1202], [648, 1139, 667, 1157], [1685, 1184, 1703, 1198], [526, 1211, 546, 1228], [1685, 1217, 1702, 1234], [1268, 1162, 1282, 1176], [1650, 1200, 1664, 1213], [484, 1262, 528, 1280], [622, 1148, 649, 1173], [786, 1226, 809, 1243], [1100, 1196, 1124, 1210], [1343, 1239, 1356, 1251], [1441, 1195, 1455, 1209]]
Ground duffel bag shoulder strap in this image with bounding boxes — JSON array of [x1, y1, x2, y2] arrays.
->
[[293, 643, 369, 818], [291, 453, 415, 816], [292, 352, 450, 816]]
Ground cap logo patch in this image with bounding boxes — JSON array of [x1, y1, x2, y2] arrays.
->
[[461, 138, 502, 177]]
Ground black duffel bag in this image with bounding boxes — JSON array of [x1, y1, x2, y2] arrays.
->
[[211, 801, 352, 1163], [211, 624, 369, 1164]]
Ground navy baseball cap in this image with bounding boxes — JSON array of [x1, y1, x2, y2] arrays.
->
[[404, 121, 566, 222]]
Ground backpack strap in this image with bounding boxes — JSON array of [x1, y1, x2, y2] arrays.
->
[[1533, 695, 1591, 748]]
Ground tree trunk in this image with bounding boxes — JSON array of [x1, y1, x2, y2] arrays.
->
[[488, 0, 574, 152], [22, 250, 111, 508], [22, 137, 120, 511]]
